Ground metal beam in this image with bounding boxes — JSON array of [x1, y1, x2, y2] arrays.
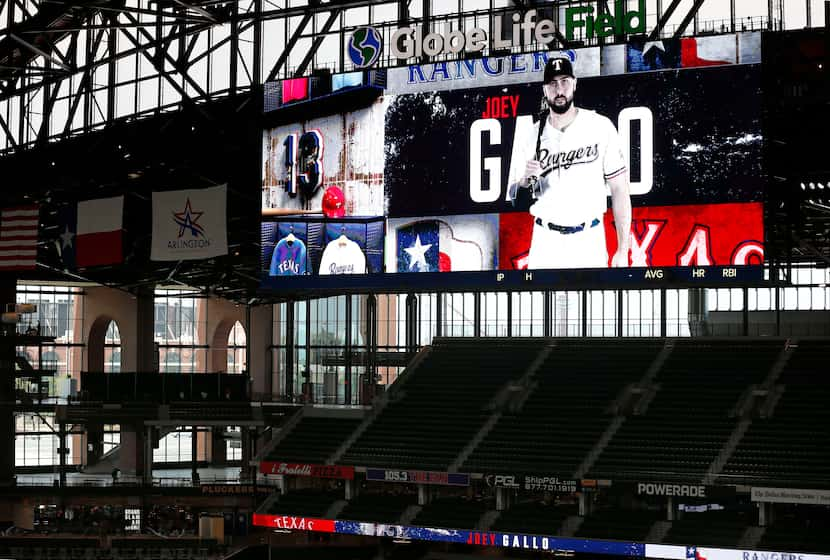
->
[[292, 8, 341, 78], [265, 10, 311, 82], [8, 33, 72, 71], [671, 0, 707, 39], [648, 0, 683, 41]]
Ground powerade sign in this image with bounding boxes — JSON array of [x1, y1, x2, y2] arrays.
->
[[383, 2, 645, 61], [366, 468, 470, 486]]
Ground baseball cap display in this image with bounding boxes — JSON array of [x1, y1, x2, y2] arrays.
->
[[544, 57, 574, 82], [322, 186, 346, 218]]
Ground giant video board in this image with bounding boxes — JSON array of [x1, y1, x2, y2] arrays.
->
[[261, 33, 765, 292]]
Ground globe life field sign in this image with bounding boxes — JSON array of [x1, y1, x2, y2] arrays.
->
[[349, 27, 383, 68], [388, 1, 646, 60]]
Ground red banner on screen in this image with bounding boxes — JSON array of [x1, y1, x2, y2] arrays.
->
[[499, 202, 764, 270], [252, 514, 335, 532], [259, 462, 355, 480]]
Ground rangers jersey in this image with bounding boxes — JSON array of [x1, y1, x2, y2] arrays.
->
[[319, 236, 366, 275], [508, 108, 626, 227], [269, 236, 307, 276]]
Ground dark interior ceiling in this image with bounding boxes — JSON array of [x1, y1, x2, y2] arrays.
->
[[0, 93, 265, 303]]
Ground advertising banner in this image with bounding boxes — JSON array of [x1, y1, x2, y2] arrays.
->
[[751, 487, 830, 506], [366, 468, 470, 486], [259, 462, 355, 480], [645, 545, 830, 560]]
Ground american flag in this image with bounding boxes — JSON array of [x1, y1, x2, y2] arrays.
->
[[0, 205, 39, 270]]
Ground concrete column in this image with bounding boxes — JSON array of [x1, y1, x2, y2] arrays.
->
[[135, 289, 157, 372], [417, 484, 429, 506], [0, 277, 16, 487], [345, 479, 356, 500], [118, 425, 146, 478], [496, 487, 507, 511], [211, 427, 227, 464], [759, 502, 773, 527], [578, 493, 590, 517], [249, 305, 273, 398]]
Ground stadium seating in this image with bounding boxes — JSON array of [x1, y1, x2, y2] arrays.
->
[[462, 340, 662, 475], [758, 508, 830, 553], [663, 509, 756, 547], [491, 501, 576, 535], [266, 488, 342, 517], [336, 492, 417, 524], [411, 496, 490, 529], [719, 340, 830, 486], [588, 340, 782, 481], [265, 416, 363, 464], [575, 508, 660, 541], [340, 339, 542, 470]]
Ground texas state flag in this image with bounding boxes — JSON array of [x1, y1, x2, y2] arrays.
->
[[397, 221, 440, 272], [680, 36, 736, 67], [626, 38, 681, 72], [686, 546, 707, 560], [58, 196, 123, 269]]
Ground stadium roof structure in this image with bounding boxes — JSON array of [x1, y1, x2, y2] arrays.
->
[[0, 0, 825, 300]]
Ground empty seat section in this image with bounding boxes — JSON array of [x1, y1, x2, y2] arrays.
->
[[589, 340, 781, 481], [411, 496, 489, 530], [463, 340, 661, 475], [341, 340, 541, 470], [575, 508, 660, 541], [719, 341, 830, 486], [266, 488, 342, 517], [265, 416, 363, 464], [337, 493, 417, 524], [491, 501, 576, 535], [759, 508, 830, 553], [664, 509, 756, 547]]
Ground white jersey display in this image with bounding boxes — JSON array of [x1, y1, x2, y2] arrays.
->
[[508, 108, 626, 270], [319, 236, 367, 275], [508, 108, 626, 227]]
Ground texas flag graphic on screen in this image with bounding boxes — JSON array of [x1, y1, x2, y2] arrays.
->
[[396, 220, 486, 273]]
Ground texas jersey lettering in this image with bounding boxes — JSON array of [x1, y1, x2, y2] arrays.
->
[[269, 236, 307, 276]]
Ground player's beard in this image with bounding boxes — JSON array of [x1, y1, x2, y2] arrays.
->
[[547, 95, 573, 114]]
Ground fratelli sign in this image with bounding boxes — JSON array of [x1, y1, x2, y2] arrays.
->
[[377, 1, 645, 63]]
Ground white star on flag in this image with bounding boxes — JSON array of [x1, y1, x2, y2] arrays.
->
[[60, 226, 74, 249], [643, 40, 666, 56], [404, 235, 432, 271]]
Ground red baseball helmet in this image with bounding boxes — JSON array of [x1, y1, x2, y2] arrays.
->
[[322, 186, 346, 218]]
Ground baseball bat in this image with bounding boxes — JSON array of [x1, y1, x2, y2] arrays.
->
[[262, 208, 324, 217]]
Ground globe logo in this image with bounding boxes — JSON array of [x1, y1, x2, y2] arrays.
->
[[348, 27, 382, 68]]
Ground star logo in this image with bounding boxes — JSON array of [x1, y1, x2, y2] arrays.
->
[[172, 198, 206, 238], [643, 40, 666, 56], [404, 235, 432, 271], [59, 226, 74, 249]]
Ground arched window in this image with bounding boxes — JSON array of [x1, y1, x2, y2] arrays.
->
[[227, 321, 246, 374], [104, 321, 121, 373]]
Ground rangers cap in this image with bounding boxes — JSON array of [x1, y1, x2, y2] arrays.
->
[[322, 185, 346, 218], [544, 57, 574, 82]]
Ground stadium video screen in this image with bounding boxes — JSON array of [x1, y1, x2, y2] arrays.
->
[[260, 33, 765, 292]]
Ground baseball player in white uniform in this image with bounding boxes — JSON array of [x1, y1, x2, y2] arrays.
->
[[508, 57, 631, 269]]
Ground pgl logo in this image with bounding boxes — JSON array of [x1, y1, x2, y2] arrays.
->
[[485, 474, 520, 489]]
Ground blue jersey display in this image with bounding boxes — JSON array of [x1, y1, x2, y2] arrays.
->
[[269, 237, 307, 276]]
